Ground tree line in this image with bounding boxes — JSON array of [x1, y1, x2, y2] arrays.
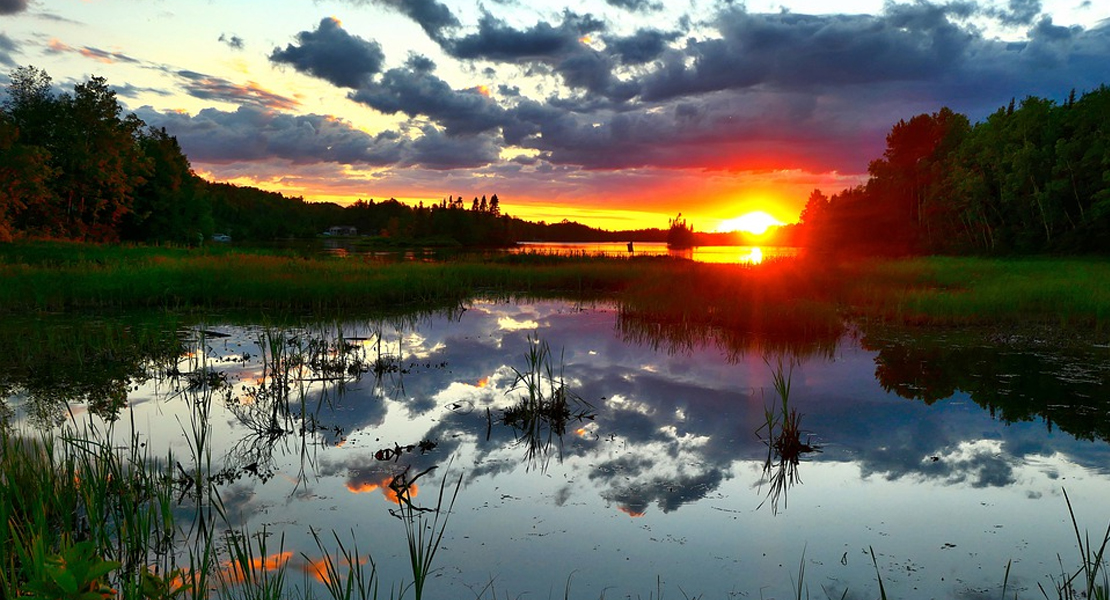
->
[[801, 87, 1110, 255], [0, 66, 521, 246]]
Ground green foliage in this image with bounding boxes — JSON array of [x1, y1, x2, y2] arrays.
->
[[17, 538, 121, 600], [807, 87, 1110, 255]]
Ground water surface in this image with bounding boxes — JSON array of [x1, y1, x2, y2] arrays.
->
[[4, 301, 1109, 599]]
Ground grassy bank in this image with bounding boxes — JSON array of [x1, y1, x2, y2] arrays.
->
[[3, 241, 1108, 335]]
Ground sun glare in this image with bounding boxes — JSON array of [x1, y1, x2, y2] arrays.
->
[[715, 211, 784, 235]]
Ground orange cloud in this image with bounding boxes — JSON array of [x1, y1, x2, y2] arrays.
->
[[302, 555, 369, 584], [346, 476, 417, 504], [219, 551, 292, 585], [618, 505, 645, 518]]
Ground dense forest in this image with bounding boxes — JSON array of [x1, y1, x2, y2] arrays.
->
[[801, 87, 1110, 254]]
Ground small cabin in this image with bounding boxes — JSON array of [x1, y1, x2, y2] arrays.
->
[[324, 226, 358, 237]]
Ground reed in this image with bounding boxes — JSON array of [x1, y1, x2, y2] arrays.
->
[[387, 465, 462, 600]]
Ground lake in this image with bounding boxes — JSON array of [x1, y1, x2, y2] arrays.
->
[[511, 242, 799, 264], [314, 239, 799, 264], [3, 300, 1109, 599]]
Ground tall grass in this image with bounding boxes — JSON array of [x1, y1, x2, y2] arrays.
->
[[7, 241, 1109, 335]]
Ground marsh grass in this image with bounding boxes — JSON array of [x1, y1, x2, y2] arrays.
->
[[7, 241, 1109, 336], [845, 256, 1110, 330]]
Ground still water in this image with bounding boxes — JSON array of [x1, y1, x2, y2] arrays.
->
[[5, 300, 1110, 599], [511, 242, 799, 264], [317, 239, 799, 264]]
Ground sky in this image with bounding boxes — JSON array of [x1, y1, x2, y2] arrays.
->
[[1, 0, 1108, 231]]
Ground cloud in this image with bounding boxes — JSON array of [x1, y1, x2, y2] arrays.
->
[[135, 105, 404, 166], [175, 70, 300, 111], [0, 33, 17, 67], [270, 17, 385, 89], [219, 33, 245, 51], [110, 82, 173, 100], [448, 11, 604, 61], [45, 39, 140, 64], [607, 28, 679, 64], [604, 0, 663, 12], [0, 0, 27, 16], [444, 11, 642, 101], [639, 5, 976, 101], [992, 0, 1042, 25], [349, 59, 507, 136], [404, 126, 501, 169], [136, 104, 497, 172], [361, 0, 460, 41]]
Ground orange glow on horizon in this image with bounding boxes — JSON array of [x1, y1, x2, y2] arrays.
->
[[192, 170, 851, 232], [715, 211, 784, 235]]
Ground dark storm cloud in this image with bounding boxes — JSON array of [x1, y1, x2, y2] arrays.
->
[[0, 0, 27, 16], [349, 61, 506, 136], [607, 28, 679, 64], [445, 11, 642, 101], [135, 105, 405, 166], [640, 5, 976, 101], [360, 0, 460, 41], [0, 33, 17, 67], [218, 33, 244, 50], [448, 11, 604, 61], [404, 126, 501, 169], [270, 17, 385, 89]]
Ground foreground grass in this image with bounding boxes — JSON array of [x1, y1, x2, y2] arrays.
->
[[2, 241, 1108, 335]]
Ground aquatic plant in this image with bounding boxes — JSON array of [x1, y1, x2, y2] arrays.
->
[[1041, 490, 1110, 600], [502, 336, 595, 471], [387, 465, 462, 600], [756, 357, 819, 515], [302, 529, 379, 600]]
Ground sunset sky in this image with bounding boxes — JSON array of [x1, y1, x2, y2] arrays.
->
[[2, 0, 1108, 231]]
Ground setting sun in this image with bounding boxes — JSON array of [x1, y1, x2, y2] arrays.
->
[[715, 211, 784, 235]]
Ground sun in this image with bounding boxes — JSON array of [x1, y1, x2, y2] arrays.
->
[[715, 211, 784, 235]]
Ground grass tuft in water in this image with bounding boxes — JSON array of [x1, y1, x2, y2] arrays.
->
[[756, 357, 819, 515], [502, 335, 595, 471], [388, 464, 462, 600]]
